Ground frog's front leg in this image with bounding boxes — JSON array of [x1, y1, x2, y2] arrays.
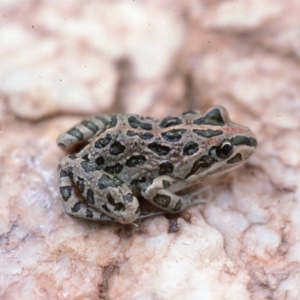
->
[[142, 176, 205, 213], [58, 157, 140, 224]]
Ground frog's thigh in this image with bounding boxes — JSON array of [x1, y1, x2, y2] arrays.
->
[[142, 176, 204, 213], [58, 163, 140, 224], [58, 168, 115, 222], [87, 171, 140, 224]]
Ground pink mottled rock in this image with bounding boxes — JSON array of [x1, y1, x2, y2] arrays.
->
[[203, 0, 282, 32], [1, 0, 300, 299]]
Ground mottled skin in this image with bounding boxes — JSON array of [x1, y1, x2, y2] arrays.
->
[[57, 107, 257, 224]]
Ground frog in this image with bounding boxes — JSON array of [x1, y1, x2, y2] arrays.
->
[[57, 106, 257, 224]]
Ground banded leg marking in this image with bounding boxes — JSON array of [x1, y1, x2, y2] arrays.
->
[[57, 115, 112, 151]]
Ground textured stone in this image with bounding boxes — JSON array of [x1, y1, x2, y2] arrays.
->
[[1, 1, 300, 299]]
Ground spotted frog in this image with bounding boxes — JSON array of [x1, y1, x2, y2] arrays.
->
[[57, 107, 257, 224]]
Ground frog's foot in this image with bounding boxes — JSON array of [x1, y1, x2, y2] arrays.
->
[[137, 211, 165, 220], [142, 176, 211, 213], [64, 201, 117, 222], [181, 185, 212, 205]]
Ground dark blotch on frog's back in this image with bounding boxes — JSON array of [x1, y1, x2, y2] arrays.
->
[[98, 174, 122, 189], [109, 141, 126, 155], [95, 134, 112, 149], [148, 142, 171, 156], [104, 163, 124, 174], [193, 108, 225, 126], [182, 141, 199, 156], [193, 129, 223, 138], [128, 116, 153, 131], [161, 129, 187, 142], [125, 155, 147, 167], [159, 117, 183, 128], [126, 130, 154, 140], [159, 161, 174, 175]]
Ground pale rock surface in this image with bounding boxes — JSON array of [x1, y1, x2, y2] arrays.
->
[[0, 1, 184, 119], [1, 1, 300, 300], [202, 0, 282, 32], [1, 23, 117, 119]]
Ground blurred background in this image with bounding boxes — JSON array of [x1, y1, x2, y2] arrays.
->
[[1, 0, 299, 127]]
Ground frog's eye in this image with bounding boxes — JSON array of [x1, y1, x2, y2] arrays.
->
[[216, 140, 233, 159]]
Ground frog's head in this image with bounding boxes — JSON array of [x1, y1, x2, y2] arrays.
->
[[186, 106, 257, 181]]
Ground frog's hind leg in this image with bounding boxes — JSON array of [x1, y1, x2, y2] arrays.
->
[[57, 115, 112, 151], [58, 167, 115, 222], [58, 157, 141, 224]]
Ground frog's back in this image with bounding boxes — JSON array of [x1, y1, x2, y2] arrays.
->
[[80, 110, 220, 192], [58, 107, 257, 198]]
